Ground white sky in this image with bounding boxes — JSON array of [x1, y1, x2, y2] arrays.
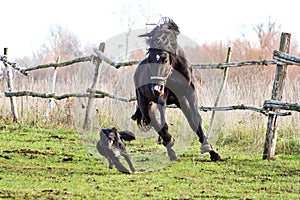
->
[[1, 0, 300, 59]]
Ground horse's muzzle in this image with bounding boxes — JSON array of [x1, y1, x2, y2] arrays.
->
[[152, 83, 164, 97]]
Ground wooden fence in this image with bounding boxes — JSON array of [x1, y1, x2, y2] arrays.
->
[[1, 32, 300, 160]]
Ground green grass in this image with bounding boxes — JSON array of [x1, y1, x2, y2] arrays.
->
[[0, 122, 299, 199]]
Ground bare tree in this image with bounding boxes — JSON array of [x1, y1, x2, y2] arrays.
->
[[254, 17, 281, 59], [48, 24, 82, 60], [18, 25, 82, 66], [16, 24, 83, 81], [119, 1, 151, 59]]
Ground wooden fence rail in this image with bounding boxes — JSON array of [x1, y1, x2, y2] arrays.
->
[[1, 32, 300, 160], [4, 90, 292, 116], [264, 100, 300, 112], [0, 54, 94, 76], [273, 49, 300, 66], [4, 90, 101, 100], [1, 47, 299, 76]]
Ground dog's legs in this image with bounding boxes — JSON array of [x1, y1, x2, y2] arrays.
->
[[97, 141, 115, 169], [110, 155, 130, 174], [107, 158, 114, 169], [112, 158, 131, 174], [123, 153, 136, 173]]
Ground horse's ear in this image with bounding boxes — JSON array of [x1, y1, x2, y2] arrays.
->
[[139, 33, 151, 37]]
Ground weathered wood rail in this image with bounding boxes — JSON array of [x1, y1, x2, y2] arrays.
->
[[3, 90, 292, 116], [264, 100, 300, 112], [0, 55, 94, 76], [4, 90, 101, 100], [1, 32, 299, 160]]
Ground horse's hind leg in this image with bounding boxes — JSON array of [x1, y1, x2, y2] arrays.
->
[[176, 95, 207, 143], [177, 94, 221, 161]]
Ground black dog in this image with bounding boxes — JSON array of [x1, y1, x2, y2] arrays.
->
[[96, 128, 136, 174]]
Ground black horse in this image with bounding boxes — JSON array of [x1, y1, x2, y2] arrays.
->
[[131, 18, 221, 161]]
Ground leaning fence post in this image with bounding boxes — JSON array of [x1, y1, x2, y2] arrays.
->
[[263, 32, 291, 160], [3, 48, 19, 122], [207, 47, 232, 139], [83, 43, 105, 130], [45, 56, 60, 117]]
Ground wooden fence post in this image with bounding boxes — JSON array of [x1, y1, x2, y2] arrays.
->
[[83, 43, 105, 130], [263, 32, 291, 159], [45, 56, 60, 117], [3, 48, 19, 122], [207, 47, 232, 138]]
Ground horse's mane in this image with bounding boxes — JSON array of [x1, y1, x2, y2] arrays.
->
[[172, 47, 193, 87], [140, 17, 179, 55], [141, 17, 192, 86]]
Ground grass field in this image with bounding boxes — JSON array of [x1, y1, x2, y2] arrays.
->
[[0, 121, 299, 199]]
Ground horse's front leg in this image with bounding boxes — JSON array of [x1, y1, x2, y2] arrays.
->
[[148, 102, 177, 161]]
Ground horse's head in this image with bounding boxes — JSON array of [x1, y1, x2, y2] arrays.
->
[[147, 48, 174, 97], [140, 17, 180, 98]]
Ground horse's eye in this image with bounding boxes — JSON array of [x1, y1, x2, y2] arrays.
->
[[161, 53, 168, 63]]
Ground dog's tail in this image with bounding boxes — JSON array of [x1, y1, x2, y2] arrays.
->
[[118, 130, 136, 141]]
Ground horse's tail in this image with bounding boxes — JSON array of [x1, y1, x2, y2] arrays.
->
[[131, 107, 144, 127], [131, 107, 151, 131]]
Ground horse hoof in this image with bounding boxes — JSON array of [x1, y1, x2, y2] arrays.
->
[[163, 137, 177, 161], [167, 147, 177, 161], [209, 150, 222, 162], [200, 142, 213, 154]]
